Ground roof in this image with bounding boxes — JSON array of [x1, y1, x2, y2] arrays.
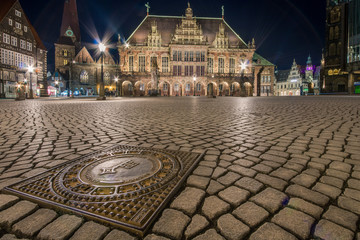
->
[[276, 70, 290, 83], [56, 36, 75, 46], [127, 15, 248, 48], [252, 53, 275, 66], [0, 0, 46, 50], [0, 0, 16, 23], [60, 0, 81, 42]]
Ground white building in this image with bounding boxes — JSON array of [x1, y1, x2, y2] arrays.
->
[[276, 59, 302, 96]]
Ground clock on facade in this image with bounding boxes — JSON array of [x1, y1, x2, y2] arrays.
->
[[65, 29, 73, 37]]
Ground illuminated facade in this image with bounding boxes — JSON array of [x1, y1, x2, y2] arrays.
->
[[55, 0, 119, 96], [322, 0, 360, 94], [0, 0, 47, 99], [118, 4, 275, 97]]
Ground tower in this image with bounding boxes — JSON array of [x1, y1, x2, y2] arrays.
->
[[55, 0, 81, 74]]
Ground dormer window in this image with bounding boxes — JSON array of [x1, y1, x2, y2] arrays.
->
[[24, 26, 27, 32], [15, 10, 21, 17], [15, 22, 21, 29], [9, 19, 13, 26]]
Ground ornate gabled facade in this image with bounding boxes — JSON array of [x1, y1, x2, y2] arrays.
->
[[118, 4, 275, 97], [0, 0, 47, 98], [322, 0, 360, 94], [55, 0, 119, 96]]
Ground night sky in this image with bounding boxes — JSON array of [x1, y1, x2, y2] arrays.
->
[[19, 0, 326, 71]]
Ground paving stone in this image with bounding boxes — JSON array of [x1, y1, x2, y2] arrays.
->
[[320, 175, 344, 188], [217, 172, 241, 186], [0, 195, 19, 211], [103, 229, 136, 240], [233, 159, 255, 167], [12, 209, 58, 238], [193, 166, 214, 177], [171, 187, 205, 215], [218, 186, 250, 206], [233, 202, 269, 227], [217, 214, 250, 240], [288, 198, 323, 219], [250, 188, 288, 213], [202, 196, 230, 220], [206, 180, 225, 194], [152, 209, 190, 239], [329, 161, 352, 172], [251, 164, 273, 174], [211, 167, 227, 179], [234, 177, 263, 193], [70, 221, 109, 240], [184, 214, 209, 239], [37, 214, 83, 240], [314, 220, 354, 240], [272, 208, 315, 239], [228, 165, 257, 177], [344, 188, 360, 201], [326, 169, 350, 180], [0, 201, 38, 231], [291, 174, 317, 187], [143, 234, 170, 240], [249, 222, 297, 240], [192, 229, 225, 240], [323, 205, 358, 231], [0, 234, 29, 240], [338, 196, 360, 215], [255, 174, 288, 191], [312, 182, 342, 199], [347, 178, 360, 190], [286, 184, 330, 206], [270, 168, 298, 181], [187, 175, 210, 189]]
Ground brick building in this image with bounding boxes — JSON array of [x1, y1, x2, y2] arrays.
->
[[118, 4, 275, 97], [0, 0, 47, 99]]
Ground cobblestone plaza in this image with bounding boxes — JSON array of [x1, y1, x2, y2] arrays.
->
[[0, 96, 360, 240]]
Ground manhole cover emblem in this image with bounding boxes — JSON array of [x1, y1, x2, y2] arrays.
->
[[4, 145, 204, 236]]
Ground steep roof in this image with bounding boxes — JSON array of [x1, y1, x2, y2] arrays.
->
[[127, 15, 248, 48], [1, 0, 46, 50], [276, 70, 290, 83], [60, 0, 81, 42], [252, 53, 274, 66]]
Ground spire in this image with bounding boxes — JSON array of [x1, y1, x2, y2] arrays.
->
[[145, 2, 150, 16], [306, 54, 312, 65], [60, 0, 81, 43], [185, 2, 193, 19], [221, 6, 224, 19]]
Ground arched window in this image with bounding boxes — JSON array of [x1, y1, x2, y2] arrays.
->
[[337, 42, 342, 56], [196, 83, 201, 91], [80, 70, 89, 84], [329, 27, 334, 40], [104, 71, 110, 85]]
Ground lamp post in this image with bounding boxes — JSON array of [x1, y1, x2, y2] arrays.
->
[[240, 61, 248, 97], [193, 75, 197, 96], [55, 80, 59, 97], [114, 77, 119, 97], [28, 66, 34, 99], [97, 42, 106, 100]]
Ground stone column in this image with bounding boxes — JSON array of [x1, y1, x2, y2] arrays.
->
[[348, 72, 355, 95]]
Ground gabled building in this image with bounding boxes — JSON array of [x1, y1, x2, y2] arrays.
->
[[118, 4, 275, 97], [55, 0, 119, 96], [0, 0, 47, 98]]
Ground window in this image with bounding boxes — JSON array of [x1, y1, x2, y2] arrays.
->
[[150, 56, 157, 67], [201, 52, 205, 62], [3, 34, 10, 44], [63, 50, 68, 57], [177, 66, 182, 76], [20, 40, 25, 49], [196, 51, 200, 62], [196, 66, 201, 76], [207, 58, 214, 73], [162, 57, 169, 73], [201, 66, 205, 76], [189, 51, 194, 61], [229, 58, 235, 73], [24, 26, 27, 32], [139, 56, 146, 72], [15, 10, 21, 17], [196, 83, 201, 91], [218, 58, 225, 73], [177, 51, 182, 61], [15, 22, 21, 29], [185, 66, 190, 76], [219, 84, 223, 91], [174, 84, 179, 92], [184, 51, 189, 62], [80, 70, 89, 83], [173, 51, 178, 61], [9, 19, 13, 26], [104, 71, 110, 85], [129, 56, 134, 72], [140, 84, 145, 91], [173, 66, 178, 76], [64, 59, 68, 65], [186, 83, 191, 91], [163, 83, 168, 91], [11, 36, 17, 46], [27, 42, 32, 51]]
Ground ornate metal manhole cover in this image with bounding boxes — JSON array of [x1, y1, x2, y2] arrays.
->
[[4, 145, 204, 236]]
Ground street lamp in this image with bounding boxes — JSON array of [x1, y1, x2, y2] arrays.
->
[[97, 42, 106, 100], [55, 80, 59, 97], [28, 66, 34, 99], [193, 75, 197, 96], [114, 77, 119, 97]]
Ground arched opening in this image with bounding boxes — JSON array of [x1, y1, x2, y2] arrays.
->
[[122, 81, 133, 96], [160, 81, 170, 96], [244, 82, 252, 96], [185, 82, 192, 96], [173, 82, 182, 96], [207, 82, 218, 97], [134, 81, 145, 96], [231, 82, 240, 96], [219, 82, 230, 96]]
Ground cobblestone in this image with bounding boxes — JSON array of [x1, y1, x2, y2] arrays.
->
[[0, 195, 18, 211], [202, 196, 230, 220], [171, 187, 205, 215], [70, 221, 109, 240], [314, 220, 354, 240], [184, 214, 209, 239], [217, 214, 250, 240], [152, 209, 190, 239], [0, 201, 38, 231], [0, 97, 360, 240], [103, 229, 136, 240], [218, 186, 250, 206]]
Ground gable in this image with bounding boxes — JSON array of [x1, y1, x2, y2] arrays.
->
[[75, 47, 94, 64]]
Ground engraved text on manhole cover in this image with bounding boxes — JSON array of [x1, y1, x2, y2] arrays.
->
[[4, 145, 204, 236]]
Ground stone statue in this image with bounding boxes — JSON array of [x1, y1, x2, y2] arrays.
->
[[150, 58, 159, 96]]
